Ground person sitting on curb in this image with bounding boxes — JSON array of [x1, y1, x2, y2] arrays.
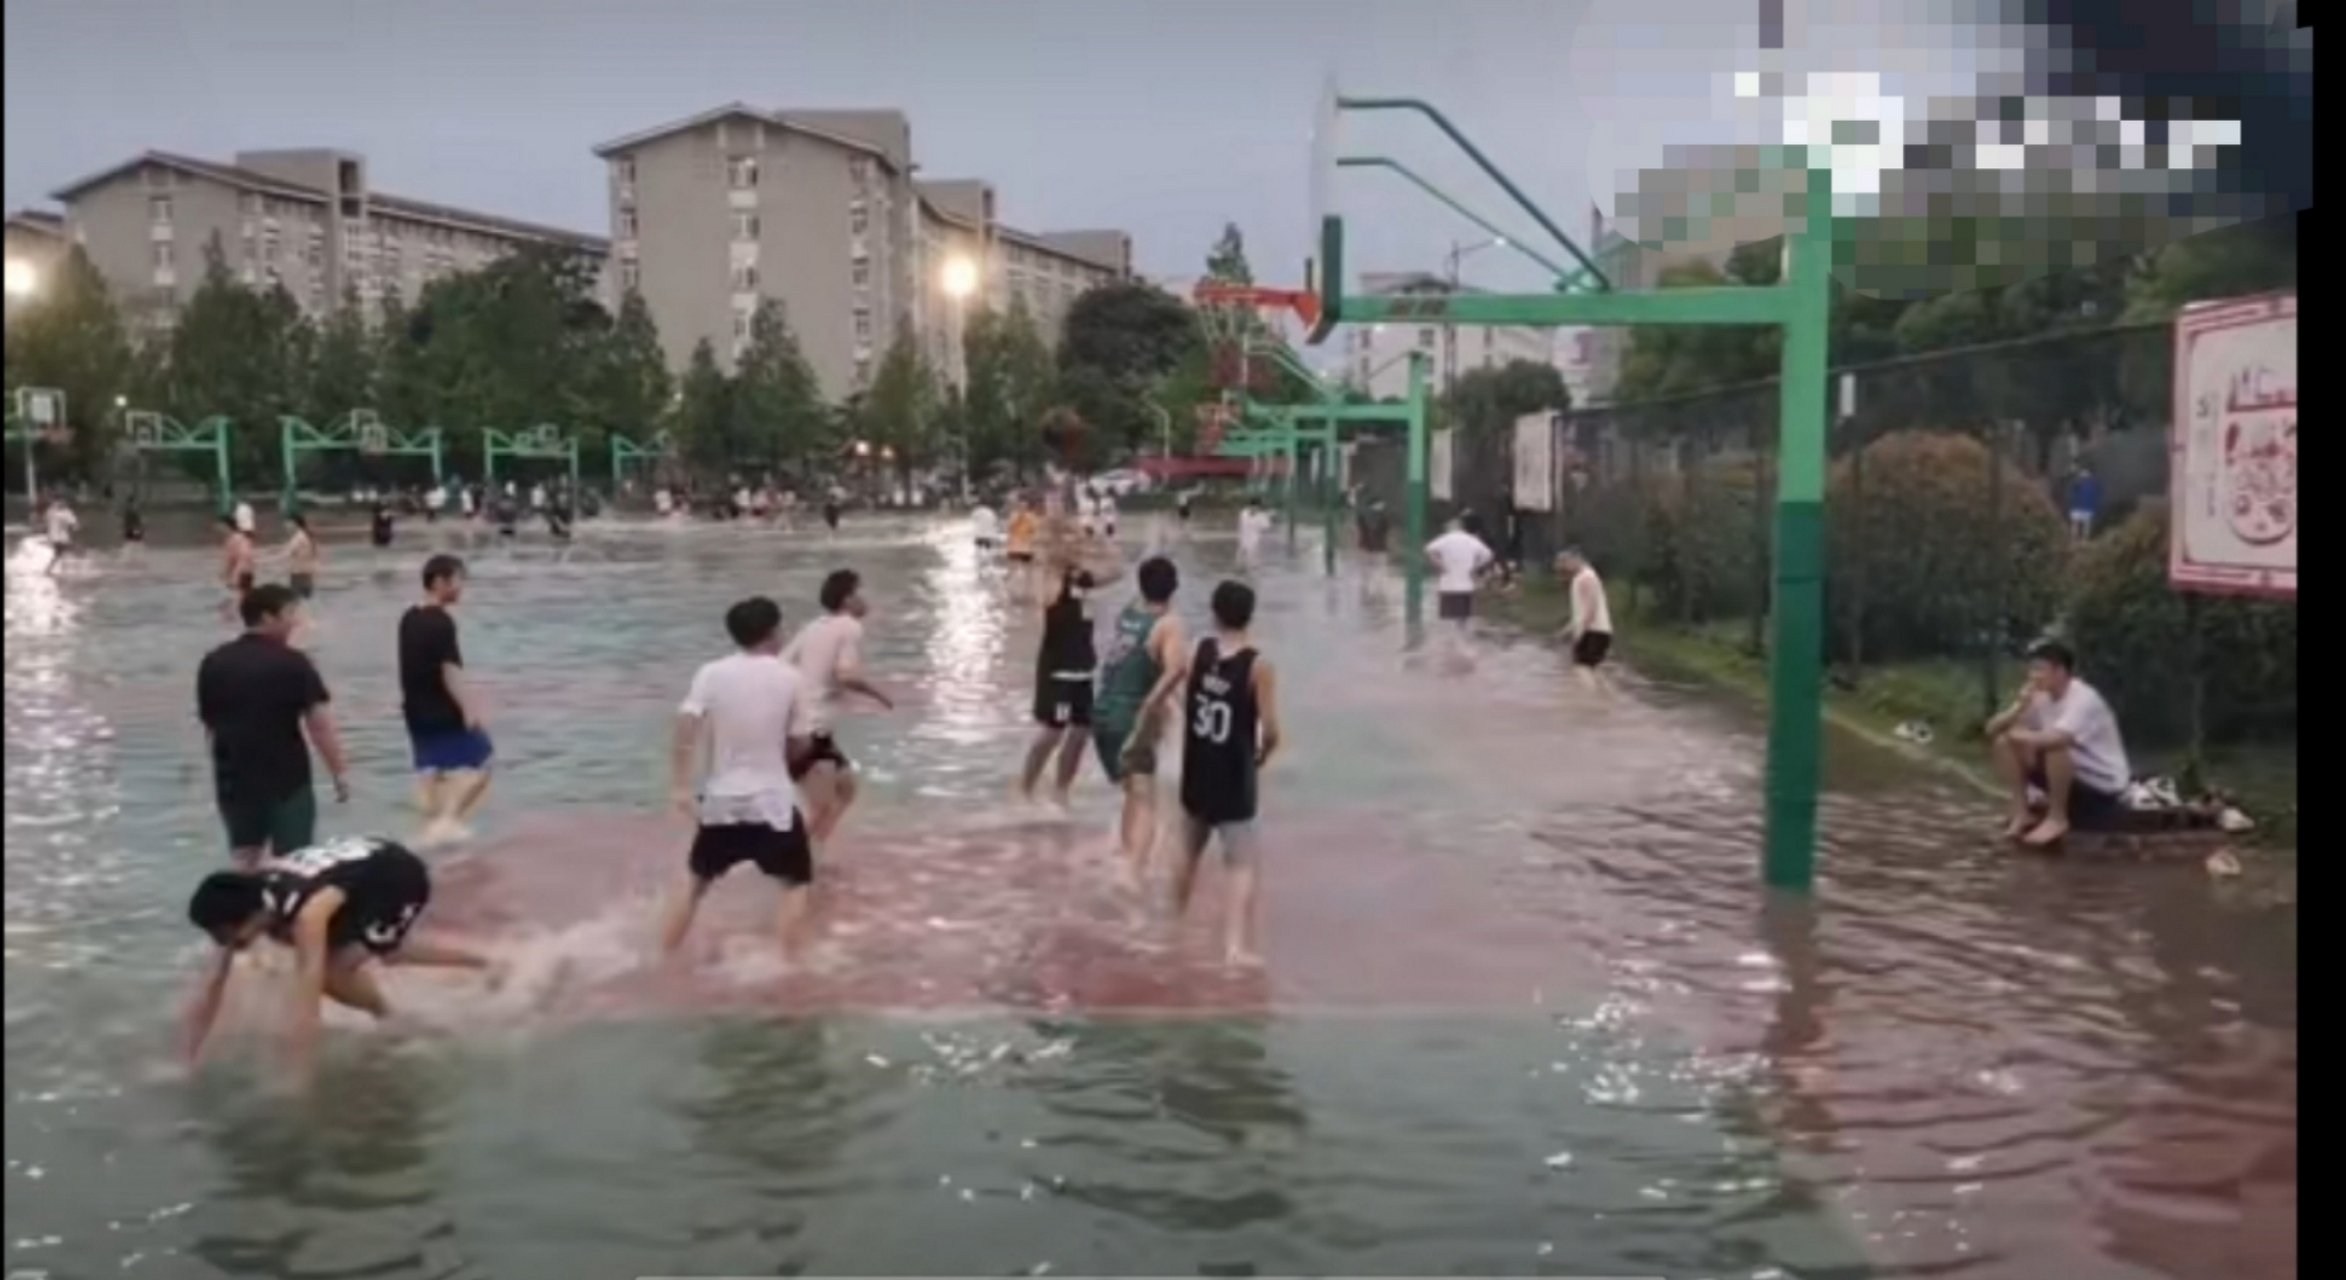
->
[[1985, 638, 2131, 847]]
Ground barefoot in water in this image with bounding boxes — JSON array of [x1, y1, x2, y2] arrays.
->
[[2022, 816, 2069, 847], [1225, 945, 1264, 969], [2000, 812, 2034, 840]]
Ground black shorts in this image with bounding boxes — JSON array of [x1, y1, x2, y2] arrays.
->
[[2026, 765, 2127, 831], [1008, 551, 1035, 564], [1437, 591, 1475, 622], [1572, 631, 1612, 667], [234, 572, 256, 595], [976, 537, 1001, 552], [1034, 675, 1095, 728], [787, 731, 851, 782], [687, 815, 814, 886]]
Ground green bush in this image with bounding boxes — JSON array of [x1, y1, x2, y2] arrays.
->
[[1825, 430, 2068, 664], [1629, 457, 1769, 625], [2064, 505, 2296, 749]]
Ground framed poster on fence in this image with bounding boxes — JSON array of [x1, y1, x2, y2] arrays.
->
[[1429, 428, 1455, 501], [1512, 410, 1556, 512], [2170, 291, 2295, 598]]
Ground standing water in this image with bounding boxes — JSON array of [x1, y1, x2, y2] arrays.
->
[[4, 516, 2294, 1279]]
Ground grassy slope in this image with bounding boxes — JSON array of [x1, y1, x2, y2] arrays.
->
[[1482, 579, 2296, 846]]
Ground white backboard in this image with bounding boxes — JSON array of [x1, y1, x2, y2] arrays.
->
[[1429, 428, 1455, 502], [1512, 412, 1556, 512]]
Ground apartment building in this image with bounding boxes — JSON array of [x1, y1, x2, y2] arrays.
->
[[1342, 271, 1562, 401], [4, 209, 71, 319], [596, 102, 1130, 401], [46, 149, 608, 333]]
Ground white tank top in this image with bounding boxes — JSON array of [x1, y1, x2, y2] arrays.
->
[[1572, 567, 1614, 635]]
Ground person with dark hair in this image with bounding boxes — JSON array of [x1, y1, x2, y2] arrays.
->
[[781, 568, 892, 844], [1173, 579, 1284, 965], [178, 835, 492, 1074], [283, 513, 320, 600], [400, 554, 493, 847], [119, 497, 144, 561], [1986, 639, 2133, 846], [1019, 563, 1099, 805], [663, 596, 821, 956], [1093, 555, 1188, 879], [1554, 547, 1614, 692], [220, 516, 258, 616], [1424, 515, 1495, 655], [196, 582, 349, 863], [368, 501, 395, 549], [39, 492, 78, 576]]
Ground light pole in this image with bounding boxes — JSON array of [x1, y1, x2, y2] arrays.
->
[[940, 254, 979, 500], [1440, 236, 1505, 399]]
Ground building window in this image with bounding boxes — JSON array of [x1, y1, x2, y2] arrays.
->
[[150, 195, 173, 225], [849, 205, 869, 237], [731, 262, 759, 291], [854, 356, 873, 387], [727, 156, 758, 189], [851, 260, 870, 289], [852, 308, 873, 345], [619, 259, 640, 293], [615, 157, 636, 187], [733, 307, 754, 341], [152, 242, 174, 269], [262, 227, 280, 260], [618, 208, 638, 238], [731, 210, 759, 241], [849, 156, 871, 187]]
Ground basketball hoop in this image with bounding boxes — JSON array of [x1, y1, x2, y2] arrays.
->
[[358, 422, 389, 456], [1192, 283, 1321, 395], [1194, 401, 1238, 453]]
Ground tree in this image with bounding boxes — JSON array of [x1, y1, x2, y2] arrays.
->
[[729, 298, 826, 475], [1057, 281, 1200, 458], [860, 317, 941, 480], [2, 246, 135, 477], [1612, 254, 1782, 402], [674, 338, 734, 473], [578, 288, 674, 456], [167, 235, 307, 481], [305, 287, 376, 424], [2121, 215, 2296, 321], [1205, 222, 1254, 286], [961, 299, 1055, 477], [1443, 359, 1570, 436]]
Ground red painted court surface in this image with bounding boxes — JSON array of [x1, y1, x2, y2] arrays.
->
[[409, 806, 1610, 1023]]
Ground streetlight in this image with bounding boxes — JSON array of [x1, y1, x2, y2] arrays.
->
[[3, 258, 37, 300], [1440, 236, 1507, 397], [940, 255, 979, 500]]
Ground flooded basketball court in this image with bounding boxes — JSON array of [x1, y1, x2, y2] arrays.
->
[[3, 515, 2295, 1279]]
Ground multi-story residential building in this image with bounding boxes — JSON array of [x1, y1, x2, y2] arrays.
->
[[45, 149, 607, 333], [596, 102, 1130, 401], [4, 208, 72, 320], [1341, 271, 1562, 401]]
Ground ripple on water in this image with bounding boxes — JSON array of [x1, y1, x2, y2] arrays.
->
[[1, 521, 2294, 1279]]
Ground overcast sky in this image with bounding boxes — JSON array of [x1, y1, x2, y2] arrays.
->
[[4, 0, 2301, 297]]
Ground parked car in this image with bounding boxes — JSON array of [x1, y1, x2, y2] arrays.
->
[[1091, 469, 1154, 497]]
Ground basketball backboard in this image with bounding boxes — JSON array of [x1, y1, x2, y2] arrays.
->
[[1306, 72, 1344, 343]]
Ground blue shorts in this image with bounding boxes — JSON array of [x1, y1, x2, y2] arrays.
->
[[410, 728, 495, 774]]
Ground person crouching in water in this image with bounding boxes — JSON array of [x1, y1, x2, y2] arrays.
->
[[179, 836, 494, 1078]]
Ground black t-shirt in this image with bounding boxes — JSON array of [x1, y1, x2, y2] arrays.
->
[[196, 633, 331, 805], [1038, 574, 1097, 675], [398, 605, 467, 734], [259, 837, 429, 954], [1357, 510, 1392, 553]]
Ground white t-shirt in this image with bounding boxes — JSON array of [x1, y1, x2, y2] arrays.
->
[[43, 505, 78, 545], [1569, 566, 1613, 636], [971, 506, 1000, 541], [425, 486, 447, 512], [233, 502, 255, 534], [781, 613, 866, 731], [1238, 509, 1270, 546], [2024, 678, 2130, 795], [679, 651, 814, 828], [1426, 529, 1494, 594], [1099, 495, 1118, 525]]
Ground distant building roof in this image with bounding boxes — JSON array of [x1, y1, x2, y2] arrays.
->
[[591, 102, 907, 171], [6, 208, 68, 239], [49, 150, 605, 251]]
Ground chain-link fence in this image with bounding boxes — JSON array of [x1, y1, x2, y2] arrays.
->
[[1350, 320, 2296, 763]]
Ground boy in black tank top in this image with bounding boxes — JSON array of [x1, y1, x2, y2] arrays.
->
[[1019, 567, 1098, 804], [1173, 580, 1285, 966]]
